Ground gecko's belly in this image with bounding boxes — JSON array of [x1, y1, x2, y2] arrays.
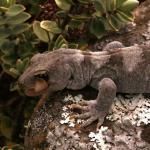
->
[[116, 78, 150, 93], [91, 77, 149, 94], [91, 65, 150, 93]]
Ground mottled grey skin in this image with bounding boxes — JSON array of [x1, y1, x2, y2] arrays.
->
[[19, 41, 150, 128]]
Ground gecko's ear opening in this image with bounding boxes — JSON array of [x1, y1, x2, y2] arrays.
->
[[34, 70, 49, 82]]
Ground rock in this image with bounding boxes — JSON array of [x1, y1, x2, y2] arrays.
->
[[24, 88, 150, 150]]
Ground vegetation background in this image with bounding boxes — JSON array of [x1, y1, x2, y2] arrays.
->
[[0, 0, 143, 149]]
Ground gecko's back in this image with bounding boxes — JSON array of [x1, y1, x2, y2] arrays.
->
[[93, 45, 150, 93], [53, 44, 150, 93]]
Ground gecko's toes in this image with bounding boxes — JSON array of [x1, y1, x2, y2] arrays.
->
[[78, 100, 92, 106], [68, 104, 89, 111], [79, 116, 104, 129], [80, 116, 98, 128], [69, 100, 106, 129], [68, 100, 95, 110], [96, 118, 105, 131], [75, 112, 90, 119]]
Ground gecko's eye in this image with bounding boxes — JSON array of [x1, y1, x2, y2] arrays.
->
[[34, 71, 49, 82]]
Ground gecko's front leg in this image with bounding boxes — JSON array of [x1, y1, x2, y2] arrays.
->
[[70, 78, 117, 129]]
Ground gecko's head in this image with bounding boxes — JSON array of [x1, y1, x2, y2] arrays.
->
[[18, 53, 50, 96], [18, 51, 70, 96]]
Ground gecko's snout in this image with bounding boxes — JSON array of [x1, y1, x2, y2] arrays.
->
[[18, 74, 30, 94], [18, 74, 49, 97]]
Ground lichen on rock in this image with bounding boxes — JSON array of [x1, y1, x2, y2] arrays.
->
[[107, 94, 150, 126]]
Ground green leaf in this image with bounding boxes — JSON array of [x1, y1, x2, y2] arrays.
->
[[111, 0, 117, 10], [6, 4, 25, 16], [1, 55, 16, 65], [105, 0, 112, 11], [54, 35, 68, 49], [108, 14, 122, 31], [0, 27, 12, 39], [78, 0, 90, 4], [16, 59, 23, 72], [33, 21, 49, 42], [89, 19, 105, 39], [0, 6, 8, 12], [68, 19, 83, 28], [117, 10, 133, 22], [29, 4, 41, 15], [56, 10, 67, 18], [65, 0, 74, 5], [116, 0, 127, 8], [40, 20, 62, 34], [0, 114, 14, 139], [17, 47, 35, 59], [107, 19, 118, 31], [2, 64, 13, 77], [6, 12, 31, 24], [9, 68, 20, 78], [2, 64, 10, 73], [100, 17, 112, 30], [23, 58, 29, 69], [9, 0, 16, 6], [116, 12, 129, 22], [119, 0, 139, 11], [0, 16, 6, 25], [0, 40, 15, 55], [12, 23, 30, 34], [92, 11, 102, 17], [0, 39, 7, 48], [69, 14, 91, 21], [93, 0, 106, 15], [10, 81, 19, 91], [16, 58, 29, 73], [61, 44, 68, 48], [68, 43, 78, 49], [0, 0, 16, 8], [55, 0, 71, 11]]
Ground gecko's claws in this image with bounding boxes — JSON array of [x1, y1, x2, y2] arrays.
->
[[80, 116, 98, 128], [74, 112, 90, 119], [96, 118, 105, 131], [77, 100, 91, 105], [69, 103, 89, 111], [70, 100, 105, 128]]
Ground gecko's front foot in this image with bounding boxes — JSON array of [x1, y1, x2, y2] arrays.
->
[[69, 78, 116, 129], [69, 100, 106, 130]]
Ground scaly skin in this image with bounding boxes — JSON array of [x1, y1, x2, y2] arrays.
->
[[18, 41, 150, 128]]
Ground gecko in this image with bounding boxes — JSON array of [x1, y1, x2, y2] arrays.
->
[[18, 41, 150, 129]]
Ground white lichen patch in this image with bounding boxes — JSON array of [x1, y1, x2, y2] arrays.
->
[[60, 106, 76, 127], [89, 126, 111, 150], [63, 94, 83, 103], [60, 95, 84, 127], [63, 94, 74, 102], [59, 94, 150, 150], [107, 94, 150, 126]]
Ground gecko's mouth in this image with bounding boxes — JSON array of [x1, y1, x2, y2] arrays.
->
[[25, 79, 48, 96]]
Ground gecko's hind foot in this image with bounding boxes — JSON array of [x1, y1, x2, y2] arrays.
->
[[69, 100, 106, 129]]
